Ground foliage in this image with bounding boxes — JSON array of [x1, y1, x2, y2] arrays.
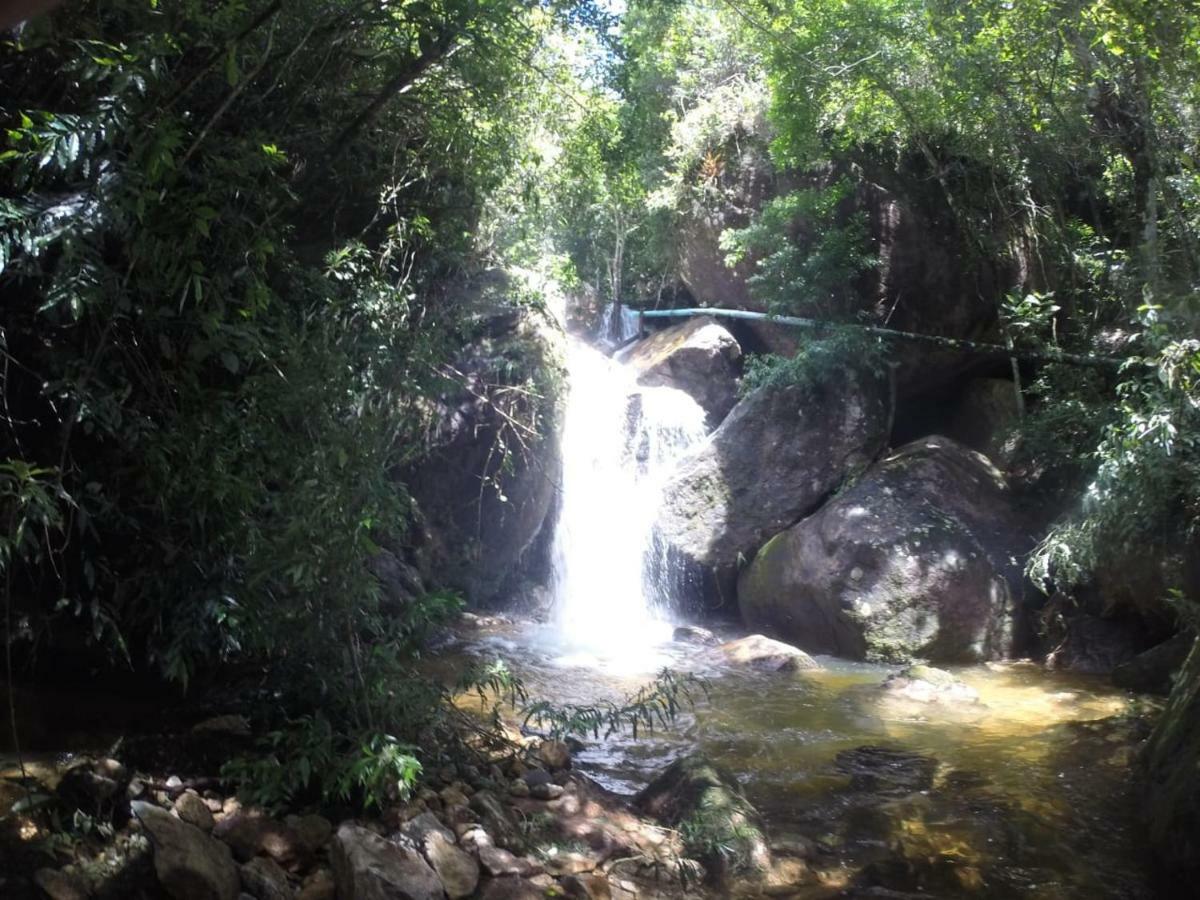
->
[[721, 181, 877, 317], [522, 668, 707, 741], [739, 330, 889, 397]]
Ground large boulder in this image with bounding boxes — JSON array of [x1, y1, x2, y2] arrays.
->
[[653, 369, 890, 612], [738, 437, 1029, 663], [1143, 637, 1200, 884], [620, 317, 742, 427], [132, 800, 240, 900], [1114, 631, 1195, 695], [405, 279, 566, 606], [634, 753, 770, 880], [331, 823, 444, 900]]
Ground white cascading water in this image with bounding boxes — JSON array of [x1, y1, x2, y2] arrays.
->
[[549, 336, 708, 670]]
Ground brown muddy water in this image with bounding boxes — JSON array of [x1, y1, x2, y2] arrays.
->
[[444, 618, 1159, 899]]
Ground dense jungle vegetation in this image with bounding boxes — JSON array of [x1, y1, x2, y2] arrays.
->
[[3, 0, 1200, 854]]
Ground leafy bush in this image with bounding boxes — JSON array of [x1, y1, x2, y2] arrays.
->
[[739, 329, 890, 397]]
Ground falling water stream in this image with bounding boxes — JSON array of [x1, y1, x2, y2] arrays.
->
[[443, 322, 1157, 897]]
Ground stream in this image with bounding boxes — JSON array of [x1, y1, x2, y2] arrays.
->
[[447, 334, 1156, 898]]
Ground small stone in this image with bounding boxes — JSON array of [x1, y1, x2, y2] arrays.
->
[[508, 779, 531, 798], [440, 785, 469, 807], [537, 740, 572, 771], [522, 768, 552, 789], [296, 868, 335, 900], [96, 758, 128, 782], [477, 876, 545, 900], [296, 869, 335, 900], [127, 778, 146, 800], [673, 624, 718, 646], [284, 814, 332, 855], [175, 790, 216, 832], [240, 856, 294, 900], [165, 775, 184, 792], [529, 782, 563, 801], [214, 811, 308, 870]]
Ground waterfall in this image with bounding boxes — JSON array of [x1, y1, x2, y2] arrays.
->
[[550, 338, 707, 663], [597, 301, 641, 349]]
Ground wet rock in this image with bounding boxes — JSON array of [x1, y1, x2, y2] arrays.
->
[[33, 868, 89, 900], [404, 291, 566, 604], [176, 790, 216, 832], [881, 665, 980, 705], [739, 437, 1028, 663], [522, 768, 552, 789], [707, 633, 819, 672], [673, 624, 718, 646], [1114, 631, 1195, 695], [620, 316, 743, 426], [835, 747, 937, 795], [1046, 613, 1145, 674], [634, 753, 770, 879], [240, 857, 294, 900], [654, 370, 890, 612], [132, 799, 241, 900], [331, 823, 443, 900], [538, 740, 572, 771], [214, 811, 308, 870], [476, 877, 545, 900]]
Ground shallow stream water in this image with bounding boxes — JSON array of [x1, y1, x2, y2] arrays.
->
[[446, 617, 1155, 899]]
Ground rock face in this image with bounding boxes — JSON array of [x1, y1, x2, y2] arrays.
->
[[1114, 631, 1195, 695], [1143, 638, 1200, 884], [635, 753, 770, 879], [403, 813, 479, 899], [653, 370, 890, 612], [331, 823, 444, 900], [620, 317, 742, 426], [405, 285, 565, 606], [132, 800, 240, 900], [739, 437, 1028, 663]]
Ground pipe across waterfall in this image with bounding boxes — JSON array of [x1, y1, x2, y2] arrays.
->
[[549, 336, 707, 666]]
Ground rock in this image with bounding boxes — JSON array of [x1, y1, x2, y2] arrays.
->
[[404, 287, 566, 604], [942, 378, 1020, 463], [1143, 638, 1200, 883], [475, 877, 545, 900], [284, 814, 333, 855], [529, 782, 563, 801], [469, 791, 519, 849], [620, 316, 742, 426], [192, 715, 252, 737], [403, 812, 478, 899], [367, 548, 427, 612], [1114, 631, 1196, 695], [240, 857, 294, 900], [296, 870, 335, 900], [881, 665, 980, 705], [1046, 613, 1145, 674], [213, 812, 307, 870], [521, 768, 552, 789], [33, 868, 89, 900], [537, 740, 572, 771], [673, 624, 718, 646], [835, 746, 937, 795], [507, 779, 530, 798], [176, 790, 216, 832], [706, 634, 819, 672], [739, 436, 1029, 663], [331, 823, 444, 900], [655, 370, 890, 612], [132, 799, 240, 900], [165, 775, 184, 792], [634, 753, 770, 879]]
